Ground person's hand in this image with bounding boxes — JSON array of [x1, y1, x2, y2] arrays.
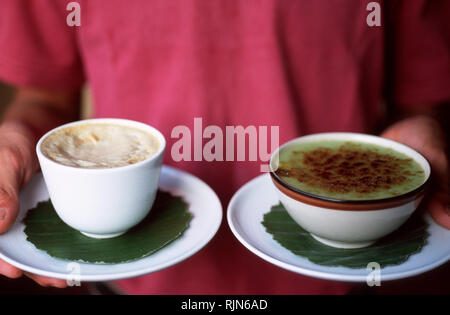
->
[[0, 121, 67, 288], [381, 115, 449, 229]]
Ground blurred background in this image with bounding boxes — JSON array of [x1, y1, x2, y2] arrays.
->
[[0, 82, 93, 120], [0, 82, 13, 117]]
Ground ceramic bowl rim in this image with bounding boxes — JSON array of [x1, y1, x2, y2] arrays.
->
[[36, 118, 166, 173], [269, 132, 431, 210]]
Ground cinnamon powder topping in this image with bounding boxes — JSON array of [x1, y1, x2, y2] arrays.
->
[[276, 142, 424, 198]]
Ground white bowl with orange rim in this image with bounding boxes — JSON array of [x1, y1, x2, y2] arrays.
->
[[269, 132, 431, 249]]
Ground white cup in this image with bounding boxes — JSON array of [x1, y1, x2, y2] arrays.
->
[[36, 118, 166, 239]]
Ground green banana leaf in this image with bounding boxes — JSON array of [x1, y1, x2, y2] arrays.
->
[[23, 190, 192, 264], [262, 203, 429, 269]]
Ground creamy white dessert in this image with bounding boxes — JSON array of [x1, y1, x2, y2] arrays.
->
[[41, 123, 160, 168]]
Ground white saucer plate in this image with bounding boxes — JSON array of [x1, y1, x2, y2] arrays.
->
[[0, 166, 222, 282], [227, 174, 450, 282]]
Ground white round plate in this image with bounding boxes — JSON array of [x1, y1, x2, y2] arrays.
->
[[227, 174, 450, 282], [0, 166, 222, 282]]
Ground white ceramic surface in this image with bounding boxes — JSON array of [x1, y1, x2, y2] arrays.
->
[[270, 132, 431, 248], [36, 118, 166, 239], [227, 173, 450, 282], [275, 191, 422, 249], [0, 166, 222, 282]]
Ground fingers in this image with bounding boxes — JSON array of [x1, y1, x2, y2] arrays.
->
[[0, 169, 20, 234], [0, 167, 68, 288], [24, 272, 68, 288], [0, 186, 19, 235], [0, 259, 23, 278], [428, 197, 450, 229], [0, 135, 32, 234], [0, 259, 68, 288]]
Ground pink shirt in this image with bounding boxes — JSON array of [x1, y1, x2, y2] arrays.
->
[[0, 0, 449, 294]]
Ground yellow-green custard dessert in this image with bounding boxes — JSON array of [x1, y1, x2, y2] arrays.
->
[[275, 140, 425, 200]]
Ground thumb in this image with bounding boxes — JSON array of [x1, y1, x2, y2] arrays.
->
[[0, 122, 39, 234], [0, 172, 20, 234]]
